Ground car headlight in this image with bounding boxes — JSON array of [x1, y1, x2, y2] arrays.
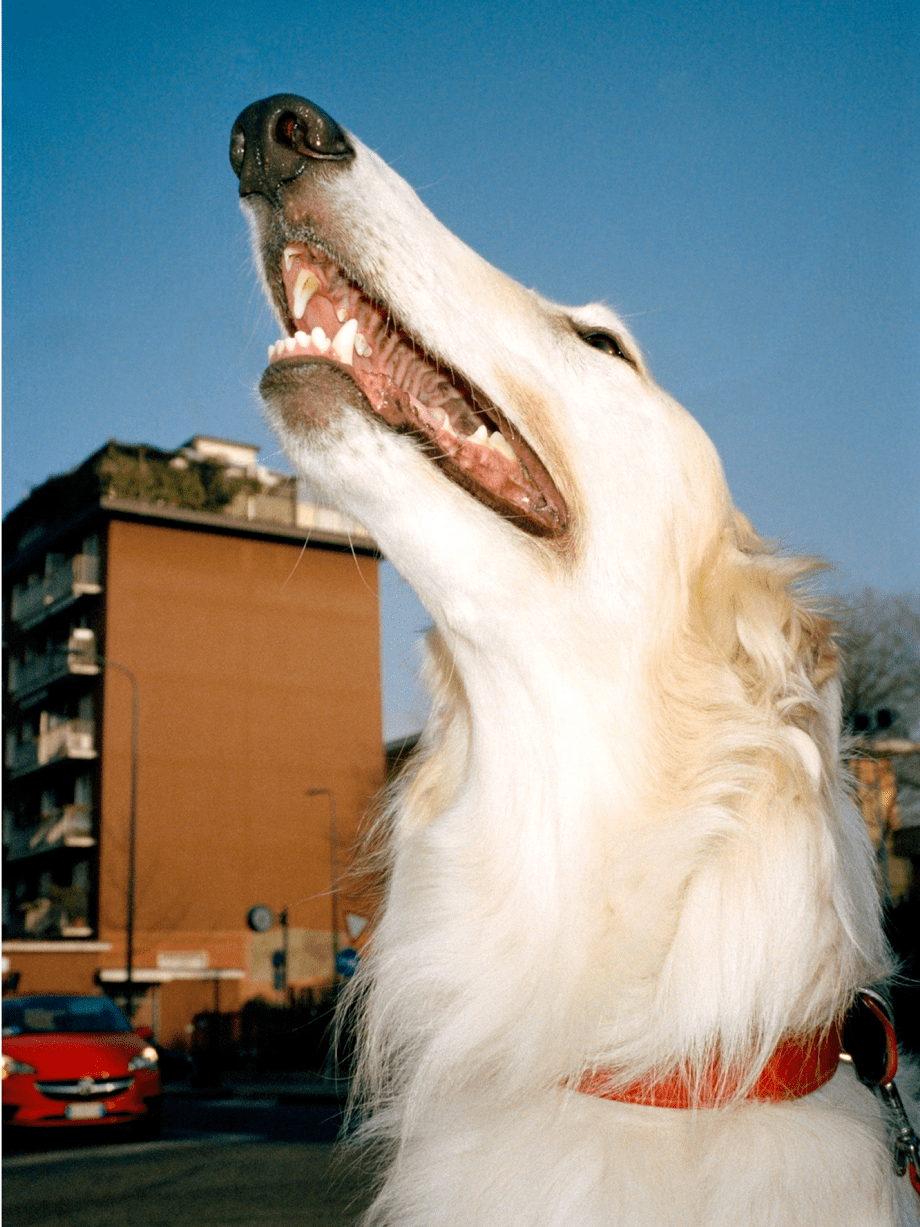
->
[[1, 1053, 37, 1078], [128, 1045, 159, 1071]]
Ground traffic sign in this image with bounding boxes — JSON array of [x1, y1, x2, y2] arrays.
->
[[247, 905, 274, 933], [336, 947, 360, 978]]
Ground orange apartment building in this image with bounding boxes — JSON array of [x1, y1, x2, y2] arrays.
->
[[3, 436, 384, 1048]]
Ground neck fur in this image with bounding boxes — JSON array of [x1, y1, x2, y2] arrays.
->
[[355, 531, 889, 1122]]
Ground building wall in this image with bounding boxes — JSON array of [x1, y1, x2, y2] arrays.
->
[[2, 947, 111, 995], [5, 516, 384, 1045], [97, 520, 383, 1002]]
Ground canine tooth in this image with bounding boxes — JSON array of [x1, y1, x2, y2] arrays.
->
[[354, 333, 373, 358], [468, 424, 489, 445], [331, 318, 358, 365], [488, 431, 517, 461], [293, 270, 320, 318], [336, 307, 348, 323], [311, 326, 330, 352]]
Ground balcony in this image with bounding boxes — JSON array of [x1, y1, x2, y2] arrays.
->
[[8, 630, 100, 700], [222, 486, 374, 544], [7, 719, 97, 778], [10, 555, 102, 629], [8, 880, 94, 940], [5, 803, 95, 862], [10, 580, 46, 626]]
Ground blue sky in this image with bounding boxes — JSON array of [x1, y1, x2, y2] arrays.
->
[[4, 0, 917, 738]]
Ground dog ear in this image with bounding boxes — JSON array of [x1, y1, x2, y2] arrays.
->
[[391, 630, 471, 831], [700, 511, 839, 722]]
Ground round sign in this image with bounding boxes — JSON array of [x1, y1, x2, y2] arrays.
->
[[336, 947, 360, 978], [246, 905, 274, 933]]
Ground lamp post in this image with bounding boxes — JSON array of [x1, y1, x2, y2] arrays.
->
[[305, 788, 340, 979], [110, 661, 139, 1019], [279, 907, 290, 1000], [65, 640, 140, 1018]]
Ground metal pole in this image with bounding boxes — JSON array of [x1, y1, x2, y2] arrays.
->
[[100, 659, 139, 1021], [329, 792, 340, 972], [306, 789, 339, 979], [280, 907, 289, 1000], [58, 643, 140, 1018]]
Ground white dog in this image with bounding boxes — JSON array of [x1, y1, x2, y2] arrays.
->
[[231, 95, 919, 1226]]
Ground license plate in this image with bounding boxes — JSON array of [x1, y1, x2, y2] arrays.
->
[[65, 1102, 105, 1120]]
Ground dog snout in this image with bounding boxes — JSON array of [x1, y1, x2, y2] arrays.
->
[[230, 94, 354, 199]]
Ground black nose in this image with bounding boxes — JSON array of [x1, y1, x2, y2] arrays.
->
[[230, 95, 354, 199]]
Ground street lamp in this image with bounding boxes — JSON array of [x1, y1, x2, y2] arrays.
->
[[105, 659, 140, 1021], [64, 639, 140, 1018], [305, 788, 340, 979]]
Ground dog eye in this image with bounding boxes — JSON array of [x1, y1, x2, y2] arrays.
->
[[580, 331, 628, 360]]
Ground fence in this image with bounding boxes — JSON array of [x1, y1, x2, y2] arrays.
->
[[190, 986, 356, 1083]]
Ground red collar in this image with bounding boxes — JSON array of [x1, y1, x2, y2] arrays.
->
[[574, 1024, 843, 1109], [575, 993, 920, 1199]]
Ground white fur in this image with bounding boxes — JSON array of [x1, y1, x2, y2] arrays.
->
[[243, 124, 918, 1225]]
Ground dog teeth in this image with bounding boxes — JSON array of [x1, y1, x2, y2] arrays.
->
[[284, 336, 297, 352], [487, 431, 517, 460], [431, 409, 457, 437], [310, 326, 331, 352], [354, 333, 372, 358], [283, 245, 298, 272], [295, 330, 309, 345], [456, 421, 517, 461], [331, 317, 358, 365], [336, 307, 348, 323], [293, 270, 320, 319]]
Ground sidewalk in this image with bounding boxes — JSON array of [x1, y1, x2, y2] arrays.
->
[[162, 1069, 351, 1104]]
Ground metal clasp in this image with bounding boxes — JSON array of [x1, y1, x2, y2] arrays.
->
[[875, 1079, 920, 1189], [842, 989, 920, 1197]]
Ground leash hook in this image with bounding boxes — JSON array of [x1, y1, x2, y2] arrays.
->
[[842, 989, 920, 1195], [875, 1078, 920, 1193]]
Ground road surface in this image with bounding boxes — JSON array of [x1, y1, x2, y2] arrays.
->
[[3, 1093, 380, 1226]]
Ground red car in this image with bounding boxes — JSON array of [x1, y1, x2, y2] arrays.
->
[[2, 994, 162, 1138]]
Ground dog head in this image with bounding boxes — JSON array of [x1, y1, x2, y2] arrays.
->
[[232, 96, 844, 805], [231, 95, 736, 644]]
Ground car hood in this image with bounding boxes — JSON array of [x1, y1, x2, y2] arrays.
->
[[3, 1032, 146, 1078]]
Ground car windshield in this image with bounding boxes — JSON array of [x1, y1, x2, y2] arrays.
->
[[2, 995, 133, 1036]]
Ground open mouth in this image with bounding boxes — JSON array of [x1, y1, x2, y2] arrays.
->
[[265, 242, 569, 538]]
